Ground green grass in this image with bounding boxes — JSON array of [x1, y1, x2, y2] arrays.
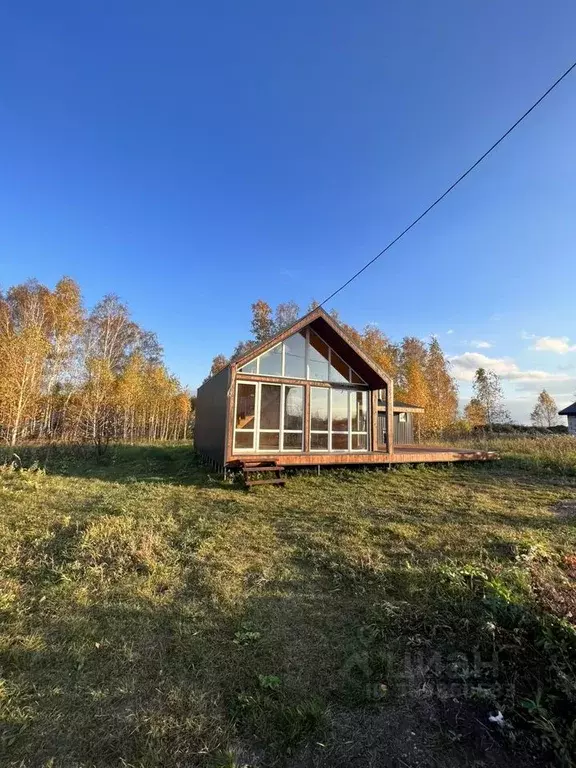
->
[[1, 442, 576, 767]]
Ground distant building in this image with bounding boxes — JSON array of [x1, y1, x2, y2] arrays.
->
[[558, 402, 576, 436]]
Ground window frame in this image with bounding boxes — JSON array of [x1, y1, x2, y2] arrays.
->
[[233, 381, 257, 451], [233, 381, 304, 453], [310, 386, 369, 453], [238, 328, 366, 385]]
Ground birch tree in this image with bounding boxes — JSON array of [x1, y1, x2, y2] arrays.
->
[[426, 337, 458, 435], [473, 368, 510, 429], [530, 390, 558, 428]]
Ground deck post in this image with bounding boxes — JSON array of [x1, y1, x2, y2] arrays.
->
[[386, 380, 394, 456]]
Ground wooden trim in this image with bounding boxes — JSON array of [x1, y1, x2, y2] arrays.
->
[[371, 389, 378, 452], [225, 365, 236, 460], [237, 372, 370, 390], [226, 447, 498, 467], [386, 381, 394, 455], [235, 373, 333, 387], [304, 383, 311, 452]]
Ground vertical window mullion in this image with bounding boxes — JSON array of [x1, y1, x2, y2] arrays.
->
[[255, 382, 261, 451], [348, 390, 352, 451], [328, 388, 332, 452], [305, 328, 309, 380], [280, 384, 285, 451]]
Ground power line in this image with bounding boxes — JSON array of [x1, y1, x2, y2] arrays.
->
[[320, 59, 576, 307]]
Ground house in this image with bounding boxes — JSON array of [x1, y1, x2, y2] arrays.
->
[[195, 307, 495, 472], [559, 402, 576, 436]]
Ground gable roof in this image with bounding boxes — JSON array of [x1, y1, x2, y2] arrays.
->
[[559, 401, 576, 416], [232, 306, 392, 388]]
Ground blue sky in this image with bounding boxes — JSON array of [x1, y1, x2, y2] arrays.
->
[[1, 1, 575, 422]]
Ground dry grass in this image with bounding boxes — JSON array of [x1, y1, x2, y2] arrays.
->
[[442, 433, 576, 477], [0, 442, 575, 767]]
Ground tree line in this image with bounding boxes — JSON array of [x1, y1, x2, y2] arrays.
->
[[3, 279, 561, 448], [0, 278, 192, 447]]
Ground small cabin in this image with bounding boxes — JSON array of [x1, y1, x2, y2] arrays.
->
[[195, 307, 495, 471], [559, 402, 576, 436], [377, 398, 424, 446]]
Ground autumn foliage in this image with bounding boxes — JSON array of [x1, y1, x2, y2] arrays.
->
[[0, 278, 191, 446]]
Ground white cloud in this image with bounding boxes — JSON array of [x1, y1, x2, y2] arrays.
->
[[449, 352, 573, 384], [446, 329, 454, 335], [531, 336, 576, 354], [470, 340, 492, 349]]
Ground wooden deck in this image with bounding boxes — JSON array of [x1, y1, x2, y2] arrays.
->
[[227, 445, 498, 468]]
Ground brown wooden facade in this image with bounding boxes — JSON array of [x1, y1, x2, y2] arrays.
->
[[195, 307, 496, 470]]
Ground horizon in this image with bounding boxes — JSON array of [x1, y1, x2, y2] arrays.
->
[[2, 1, 575, 423]]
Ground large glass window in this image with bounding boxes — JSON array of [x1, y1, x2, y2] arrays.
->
[[238, 328, 366, 384], [234, 383, 256, 450], [234, 382, 304, 453], [236, 383, 256, 429], [240, 359, 257, 374], [351, 390, 368, 451], [283, 383, 303, 452], [331, 389, 349, 431], [310, 386, 369, 452], [331, 388, 349, 451], [308, 331, 330, 381], [329, 350, 350, 384], [234, 381, 369, 454], [284, 386, 303, 430], [259, 385, 281, 429], [310, 387, 329, 430], [284, 331, 306, 378], [258, 344, 283, 376], [259, 384, 281, 449], [310, 433, 328, 450], [351, 391, 368, 432]]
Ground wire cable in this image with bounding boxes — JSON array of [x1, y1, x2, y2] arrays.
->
[[320, 59, 576, 307]]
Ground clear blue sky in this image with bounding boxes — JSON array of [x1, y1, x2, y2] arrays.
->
[[1, 1, 575, 421]]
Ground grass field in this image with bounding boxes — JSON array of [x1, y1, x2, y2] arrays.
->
[[1, 440, 576, 767]]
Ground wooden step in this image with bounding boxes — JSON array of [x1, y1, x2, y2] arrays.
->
[[243, 465, 285, 473], [239, 460, 286, 489], [244, 477, 286, 487]]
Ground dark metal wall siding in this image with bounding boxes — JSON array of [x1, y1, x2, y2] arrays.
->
[[194, 367, 230, 465], [377, 412, 415, 446], [394, 413, 414, 445]]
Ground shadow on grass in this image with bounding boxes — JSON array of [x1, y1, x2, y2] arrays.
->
[[1, 442, 235, 489], [2, 502, 567, 768], [0, 570, 532, 768]]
